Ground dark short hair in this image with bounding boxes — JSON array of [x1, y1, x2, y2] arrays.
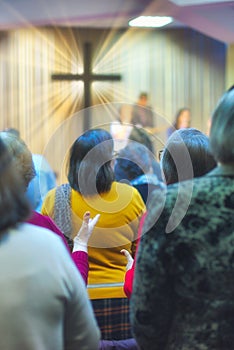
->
[[68, 129, 115, 196], [0, 137, 30, 235], [4, 128, 20, 138], [161, 128, 217, 185], [210, 87, 234, 164], [139, 92, 148, 99], [115, 142, 151, 181]]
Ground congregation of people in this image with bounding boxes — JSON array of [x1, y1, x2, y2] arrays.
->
[[0, 86, 233, 350]]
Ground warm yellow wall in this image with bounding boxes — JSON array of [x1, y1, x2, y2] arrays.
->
[[0, 27, 226, 179], [226, 43, 234, 89]]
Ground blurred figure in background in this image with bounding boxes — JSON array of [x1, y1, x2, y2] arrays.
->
[[131, 92, 154, 130], [110, 104, 133, 152], [167, 107, 191, 138], [114, 142, 162, 205], [26, 153, 57, 212], [4, 128, 56, 212]]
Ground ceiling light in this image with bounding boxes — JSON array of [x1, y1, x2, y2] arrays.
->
[[129, 16, 173, 28], [170, 0, 233, 5]]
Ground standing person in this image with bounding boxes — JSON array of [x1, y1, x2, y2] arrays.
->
[[122, 128, 217, 299], [110, 104, 133, 151], [130, 88, 234, 349], [42, 128, 146, 340], [0, 130, 100, 285], [167, 107, 191, 138], [0, 136, 100, 350], [131, 93, 154, 130], [4, 127, 57, 212], [26, 153, 57, 212], [131, 92, 166, 155]]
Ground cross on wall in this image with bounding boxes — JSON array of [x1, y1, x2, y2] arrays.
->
[[52, 42, 122, 130]]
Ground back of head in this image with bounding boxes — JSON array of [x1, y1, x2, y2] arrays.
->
[[115, 142, 152, 182], [210, 86, 234, 164], [161, 128, 217, 185], [0, 131, 35, 190], [4, 128, 20, 138], [0, 136, 30, 234], [129, 126, 154, 152], [68, 128, 114, 196]]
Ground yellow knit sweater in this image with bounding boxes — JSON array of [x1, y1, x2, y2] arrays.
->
[[42, 181, 146, 299]]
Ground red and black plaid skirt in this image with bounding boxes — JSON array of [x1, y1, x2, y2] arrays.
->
[[91, 298, 132, 340]]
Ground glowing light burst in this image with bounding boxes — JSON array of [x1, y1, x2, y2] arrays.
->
[[0, 0, 167, 135]]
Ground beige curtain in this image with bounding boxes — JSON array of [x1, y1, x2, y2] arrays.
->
[[0, 27, 226, 181]]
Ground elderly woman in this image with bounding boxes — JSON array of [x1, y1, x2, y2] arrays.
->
[[130, 88, 234, 349], [0, 136, 100, 350], [42, 128, 146, 340], [0, 130, 99, 285]]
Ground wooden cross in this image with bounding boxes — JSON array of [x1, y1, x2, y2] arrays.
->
[[52, 42, 121, 130]]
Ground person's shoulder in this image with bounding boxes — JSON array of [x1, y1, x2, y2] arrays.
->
[[16, 223, 63, 247], [41, 187, 57, 213], [32, 154, 53, 170], [27, 211, 60, 232], [45, 186, 57, 197], [27, 211, 45, 225], [113, 181, 145, 207], [114, 181, 141, 196], [147, 174, 224, 226], [43, 186, 58, 204]]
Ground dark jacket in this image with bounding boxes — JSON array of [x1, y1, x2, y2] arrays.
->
[[130, 165, 234, 350]]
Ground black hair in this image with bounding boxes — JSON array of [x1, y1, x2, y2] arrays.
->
[[114, 142, 151, 182], [129, 126, 154, 153], [4, 128, 20, 138], [139, 92, 148, 99], [67, 129, 115, 196], [210, 86, 234, 164], [174, 107, 190, 129], [161, 128, 217, 185], [0, 137, 30, 235]]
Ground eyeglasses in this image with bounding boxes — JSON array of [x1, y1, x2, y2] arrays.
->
[[158, 149, 164, 161], [112, 151, 119, 159]]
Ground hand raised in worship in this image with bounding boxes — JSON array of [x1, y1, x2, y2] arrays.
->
[[120, 249, 134, 271], [73, 211, 100, 253]]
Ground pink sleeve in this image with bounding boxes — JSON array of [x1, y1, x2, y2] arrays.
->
[[123, 212, 148, 299], [37, 215, 89, 285], [72, 251, 89, 286], [47, 219, 89, 285], [124, 259, 136, 299]]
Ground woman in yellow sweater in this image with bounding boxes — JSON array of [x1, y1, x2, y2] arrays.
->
[[42, 128, 145, 340]]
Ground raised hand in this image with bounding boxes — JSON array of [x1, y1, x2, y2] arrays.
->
[[73, 211, 100, 252], [121, 249, 134, 271]]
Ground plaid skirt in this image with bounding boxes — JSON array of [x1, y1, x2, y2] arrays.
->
[[91, 298, 132, 340]]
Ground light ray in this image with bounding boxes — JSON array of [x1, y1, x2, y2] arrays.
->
[[0, 1, 75, 67]]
